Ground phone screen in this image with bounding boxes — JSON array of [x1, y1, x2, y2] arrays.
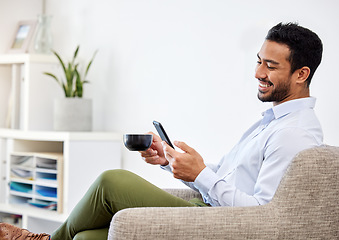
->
[[153, 121, 175, 149]]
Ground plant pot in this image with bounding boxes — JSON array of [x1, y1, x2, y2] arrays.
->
[[53, 98, 92, 131]]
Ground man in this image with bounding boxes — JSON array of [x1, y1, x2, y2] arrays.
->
[[142, 22, 323, 207], [0, 22, 323, 240]]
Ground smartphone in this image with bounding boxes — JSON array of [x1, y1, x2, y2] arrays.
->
[[153, 121, 175, 149]]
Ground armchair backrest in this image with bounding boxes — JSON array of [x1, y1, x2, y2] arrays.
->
[[270, 145, 339, 238]]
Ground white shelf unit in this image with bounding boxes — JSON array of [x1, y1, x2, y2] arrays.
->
[[0, 128, 122, 234], [0, 54, 61, 131]]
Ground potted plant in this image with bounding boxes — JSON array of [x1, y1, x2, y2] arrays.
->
[[44, 46, 97, 131]]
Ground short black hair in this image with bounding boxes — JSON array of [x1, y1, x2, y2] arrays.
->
[[266, 22, 323, 86]]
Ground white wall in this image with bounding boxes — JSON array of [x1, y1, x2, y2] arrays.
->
[[1, 0, 338, 188]]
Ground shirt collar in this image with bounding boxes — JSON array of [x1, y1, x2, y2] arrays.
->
[[262, 97, 316, 122]]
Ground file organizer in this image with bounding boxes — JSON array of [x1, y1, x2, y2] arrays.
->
[[9, 152, 63, 213]]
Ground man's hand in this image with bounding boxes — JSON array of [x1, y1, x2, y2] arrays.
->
[[140, 132, 169, 166], [162, 141, 206, 182]]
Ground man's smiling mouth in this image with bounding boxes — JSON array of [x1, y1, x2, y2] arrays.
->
[[258, 80, 273, 93], [259, 82, 271, 88]]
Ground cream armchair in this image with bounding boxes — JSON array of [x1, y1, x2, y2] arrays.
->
[[107, 146, 339, 239]]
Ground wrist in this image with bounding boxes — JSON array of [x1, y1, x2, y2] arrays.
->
[[193, 165, 206, 181]]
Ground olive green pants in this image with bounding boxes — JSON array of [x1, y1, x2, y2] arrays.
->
[[51, 169, 206, 240]]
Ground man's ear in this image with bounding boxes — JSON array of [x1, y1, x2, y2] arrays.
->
[[296, 66, 310, 84]]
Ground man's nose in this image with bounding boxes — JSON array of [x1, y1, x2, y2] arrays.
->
[[255, 64, 267, 79]]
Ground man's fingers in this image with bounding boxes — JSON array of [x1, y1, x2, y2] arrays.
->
[[143, 155, 159, 163], [140, 148, 157, 158], [174, 141, 193, 153]]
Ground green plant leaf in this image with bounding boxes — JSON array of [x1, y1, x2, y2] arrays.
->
[[44, 72, 59, 84], [75, 68, 83, 97], [62, 82, 71, 97], [84, 49, 98, 79], [72, 45, 80, 65], [52, 50, 67, 76], [65, 63, 75, 97], [44, 72, 68, 96]]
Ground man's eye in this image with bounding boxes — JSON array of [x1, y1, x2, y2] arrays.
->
[[257, 61, 262, 65], [267, 65, 276, 70]]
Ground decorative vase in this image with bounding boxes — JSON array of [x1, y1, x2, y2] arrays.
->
[[53, 98, 92, 131], [34, 14, 53, 54]]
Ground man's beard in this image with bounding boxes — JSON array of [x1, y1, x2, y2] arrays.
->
[[257, 78, 291, 103]]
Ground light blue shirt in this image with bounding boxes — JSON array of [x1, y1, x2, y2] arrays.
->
[[166, 97, 323, 207]]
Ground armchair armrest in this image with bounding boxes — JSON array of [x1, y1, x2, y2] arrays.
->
[[109, 204, 277, 239]]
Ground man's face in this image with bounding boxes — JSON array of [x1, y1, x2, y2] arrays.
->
[[255, 40, 298, 106]]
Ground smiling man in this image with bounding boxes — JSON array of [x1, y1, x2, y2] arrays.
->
[[143, 22, 324, 206], [0, 22, 324, 240]]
